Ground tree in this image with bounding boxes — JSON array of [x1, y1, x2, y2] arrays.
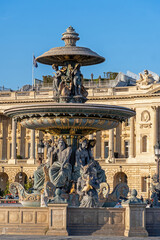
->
[[4, 181, 10, 196], [42, 75, 53, 87]]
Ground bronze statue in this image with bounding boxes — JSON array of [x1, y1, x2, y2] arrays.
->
[[49, 138, 72, 190], [72, 63, 82, 96]]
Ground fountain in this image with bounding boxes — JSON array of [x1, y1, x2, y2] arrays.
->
[[5, 26, 135, 208]]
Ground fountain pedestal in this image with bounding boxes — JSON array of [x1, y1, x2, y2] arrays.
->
[[122, 203, 148, 237], [47, 203, 68, 236]]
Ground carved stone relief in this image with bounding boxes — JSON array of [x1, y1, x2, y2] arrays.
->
[[141, 110, 150, 122]]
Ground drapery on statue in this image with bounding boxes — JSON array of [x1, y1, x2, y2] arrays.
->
[[33, 158, 45, 192], [76, 138, 90, 167], [136, 70, 155, 86], [49, 138, 72, 190], [33, 138, 72, 192]]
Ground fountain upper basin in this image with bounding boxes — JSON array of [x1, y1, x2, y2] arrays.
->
[[4, 103, 135, 135]]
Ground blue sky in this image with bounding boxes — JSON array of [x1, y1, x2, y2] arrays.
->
[[0, 0, 160, 90]]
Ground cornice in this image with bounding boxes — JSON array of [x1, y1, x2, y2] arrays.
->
[[0, 92, 160, 104], [87, 93, 160, 101], [0, 99, 55, 105]]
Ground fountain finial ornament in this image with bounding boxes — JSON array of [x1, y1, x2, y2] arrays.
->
[[62, 26, 80, 46], [36, 26, 105, 66]]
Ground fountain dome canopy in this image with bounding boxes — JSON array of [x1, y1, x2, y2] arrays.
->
[[36, 26, 105, 66]]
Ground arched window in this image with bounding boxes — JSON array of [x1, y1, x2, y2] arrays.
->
[[15, 172, 28, 186], [113, 172, 128, 188], [142, 135, 147, 152], [0, 172, 9, 192]]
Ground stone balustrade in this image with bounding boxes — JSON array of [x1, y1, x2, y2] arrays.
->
[[0, 204, 150, 237]]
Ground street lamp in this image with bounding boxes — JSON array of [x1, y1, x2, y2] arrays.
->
[[19, 166, 23, 184], [38, 140, 44, 159], [19, 172, 22, 183], [154, 141, 160, 182]]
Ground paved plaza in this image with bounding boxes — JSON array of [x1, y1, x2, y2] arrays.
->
[[0, 236, 159, 240]]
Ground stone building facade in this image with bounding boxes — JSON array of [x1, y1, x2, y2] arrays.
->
[[0, 72, 160, 199]]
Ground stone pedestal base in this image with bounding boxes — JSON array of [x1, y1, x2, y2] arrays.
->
[[27, 158, 35, 164], [8, 159, 16, 164], [124, 229, 148, 237], [47, 203, 68, 236], [46, 230, 68, 236], [122, 203, 148, 237]]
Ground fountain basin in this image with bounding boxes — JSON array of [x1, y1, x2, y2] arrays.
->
[[4, 103, 135, 135]]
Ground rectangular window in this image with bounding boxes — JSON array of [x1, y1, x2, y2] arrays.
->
[[10, 143, 12, 159], [125, 118, 130, 126], [96, 132, 101, 158], [142, 136, 147, 152], [141, 177, 147, 192], [28, 143, 31, 158], [104, 141, 109, 158], [124, 141, 129, 158]]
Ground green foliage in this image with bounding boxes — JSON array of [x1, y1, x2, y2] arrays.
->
[[106, 72, 118, 80], [24, 179, 33, 193], [16, 155, 23, 159], [42, 75, 53, 86], [4, 181, 10, 196]]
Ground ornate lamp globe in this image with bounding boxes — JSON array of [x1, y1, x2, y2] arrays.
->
[[37, 140, 44, 155], [154, 141, 160, 158]]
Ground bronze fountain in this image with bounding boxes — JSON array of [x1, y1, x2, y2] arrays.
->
[[5, 27, 135, 207]]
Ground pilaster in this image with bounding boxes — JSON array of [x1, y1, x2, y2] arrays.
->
[[27, 129, 35, 164], [8, 118, 17, 164], [109, 128, 114, 162], [0, 121, 3, 160], [152, 106, 158, 147], [129, 116, 134, 158]]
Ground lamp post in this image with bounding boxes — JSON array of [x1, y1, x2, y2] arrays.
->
[[154, 141, 160, 182], [19, 166, 23, 184], [37, 140, 44, 159], [144, 175, 151, 199]]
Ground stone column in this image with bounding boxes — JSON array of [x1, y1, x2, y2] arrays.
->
[[27, 129, 35, 164], [8, 118, 17, 164], [129, 116, 134, 158], [152, 106, 158, 147], [115, 124, 121, 157], [109, 128, 114, 162]]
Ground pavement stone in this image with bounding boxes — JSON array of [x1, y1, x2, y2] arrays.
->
[[0, 236, 159, 240]]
